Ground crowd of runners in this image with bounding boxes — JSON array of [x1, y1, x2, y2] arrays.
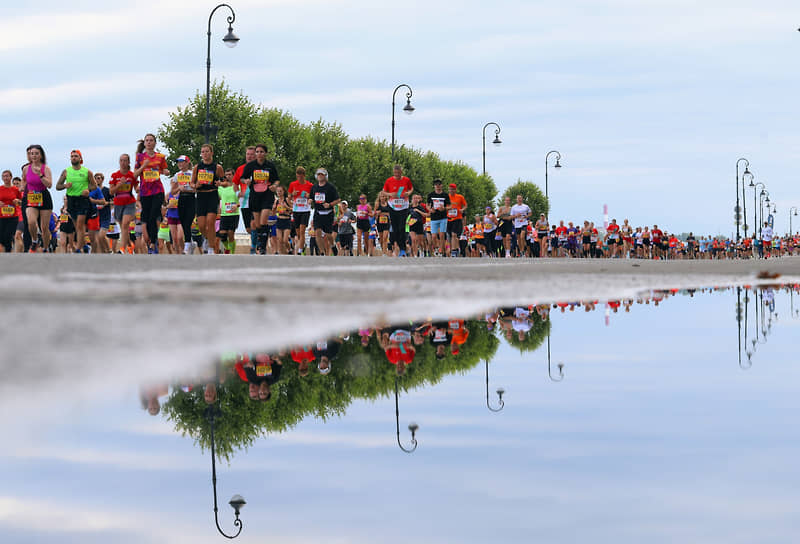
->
[[2, 139, 798, 257]]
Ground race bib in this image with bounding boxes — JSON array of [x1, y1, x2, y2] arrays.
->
[[448, 320, 461, 330], [314, 193, 326, 203], [295, 197, 308, 208], [224, 202, 237, 214], [276, 204, 288, 215], [432, 199, 444, 210], [0, 205, 15, 217], [253, 170, 268, 183], [107, 223, 117, 234], [378, 215, 389, 224], [117, 182, 132, 193], [256, 364, 272, 377], [434, 330, 447, 341], [167, 197, 179, 209], [197, 171, 214, 184], [391, 198, 408, 210], [447, 208, 458, 218], [357, 209, 367, 218], [177, 174, 191, 189], [316, 341, 328, 350], [60, 213, 69, 222], [27, 192, 43, 207], [409, 218, 417, 226], [143, 170, 160, 181]]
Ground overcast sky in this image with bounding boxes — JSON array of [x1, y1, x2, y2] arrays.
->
[[2, 0, 800, 235]]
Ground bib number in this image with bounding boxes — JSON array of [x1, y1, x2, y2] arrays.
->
[[0, 205, 15, 217], [448, 208, 458, 218], [143, 170, 160, 181], [378, 215, 389, 224], [197, 171, 214, 184], [314, 193, 326, 203], [391, 198, 408, 209], [224, 202, 237, 214], [27, 192, 43, 207]]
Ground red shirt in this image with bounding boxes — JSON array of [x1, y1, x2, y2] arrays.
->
[[0, 185, 22, 218], [110, 170, 137, 206], [232, 164, 247, 194], [607, 223, 620, 235], [555, 226, 568, 237], [290, 348, 315, 363], [386, 346, 415, 365], [652, 229, 663, 242], [383, 176, 413, 211]]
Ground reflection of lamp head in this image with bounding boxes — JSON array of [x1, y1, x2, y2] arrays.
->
[[229, 495, 246, 515]]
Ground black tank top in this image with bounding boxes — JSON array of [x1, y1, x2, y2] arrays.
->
[[196, 161, 219, 191]]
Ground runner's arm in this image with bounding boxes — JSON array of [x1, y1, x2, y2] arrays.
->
[[55, 170, 67, 191]]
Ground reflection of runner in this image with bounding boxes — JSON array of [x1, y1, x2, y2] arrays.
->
[[381, 329, 416, 375], [235, 353, 283, 401], [312, 337, 343, 375]]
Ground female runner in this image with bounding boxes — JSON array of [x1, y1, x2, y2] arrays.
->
[[21, 144, 54, 252]]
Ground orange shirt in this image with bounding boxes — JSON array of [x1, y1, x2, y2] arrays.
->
[[447, 194, 467, 221]]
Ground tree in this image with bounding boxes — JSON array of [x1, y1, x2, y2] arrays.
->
[[158, 81, 497, 206], [499, 180, 548, 219]]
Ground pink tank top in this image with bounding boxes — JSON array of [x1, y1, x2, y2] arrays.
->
[[25, 164, 46, 192], [357, 204, 369, 219]]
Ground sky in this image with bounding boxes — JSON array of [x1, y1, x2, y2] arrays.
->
[[2, 0, 800, 236], [2, 288, 799, 543]]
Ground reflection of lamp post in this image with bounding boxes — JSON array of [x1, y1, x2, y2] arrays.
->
[[736, 286, 749, 370], [204, 3, 240, 143], [391, 84, 415, 161], [544, 150, 562, 220], [735, 158, 750, 242], [206, 405, 245, 539], [484, 359, 505, 412], [394, 377, 418, 453], [482, 122, 502, 176], [546, 333, 564, 382]]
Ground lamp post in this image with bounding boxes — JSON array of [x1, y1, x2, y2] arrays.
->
[[394, 377, 418, 453], [735, 158, 750, 242], [484, 359, 505, 412], [742, 171, 753, 238], [391, 84, 415, 161], [544, 150, 562, 220], [546, 333, 564, 382], [790, 206, 798, 236], [760, 190, 770, 238], [205, 4, 240, 144], [482, 122, 502, 176], [206, 404, 245, 539], [752, 182, 765, 239]]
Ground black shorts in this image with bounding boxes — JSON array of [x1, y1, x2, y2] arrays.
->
[[338, 232, 353, 250], [314, 212, 334, 234], [643, 239, 650, 245], [293, 211, 310, 228], [60, 220, 75, 234], [276, 217, 291, 230], [241, 207, 253, 228], [537, 232, 547, 240], [499, 221, 513, 236], [376, 219, 390, 232], [248, 190, 274, 213], [66, 195, 91, 219], [608, 238, 617, 245], [356, 219, 371, 232], [582, 236, 591, 244], [220, 215, 239, 231], [25, 189, 53, 211], [447, 219, 463, 236], [196, 191, 219, 216], [409, 219, 424, 235]]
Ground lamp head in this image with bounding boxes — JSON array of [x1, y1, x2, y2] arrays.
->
[[408, 422, 419, 438], [403, 99, 415, 114], [496, 387, 505, 399], [554, 159, 562, 169], [744, 166, 751, 176], [229, 495, 246, 515], [223, 26, 240, 48], [492, 135, 502, 146]]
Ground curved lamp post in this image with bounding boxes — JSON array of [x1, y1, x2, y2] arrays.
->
[[760, 190, 770, 238], [205, 4, 240, 143], [750, 181, 765, 241], [790, 206, 798, 236], [735, 158, 750, 242], [546, 333, 564, 382], [482, 122, 502, 176], [391, 84, 415, 161], [742, 171, 753, 238], [484, 359, 505, 412], [206, 404, 245, 539], [545, 150, 562, 220], [394, 377, 418, 453]]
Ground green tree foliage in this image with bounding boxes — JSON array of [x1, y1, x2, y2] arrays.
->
[[501, 317, 551, 353], [499, 180, 549, 219], [162, 320, 500, 462], [157, 81, 497, 208]]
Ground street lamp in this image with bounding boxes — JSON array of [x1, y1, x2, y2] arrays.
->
[[391, 84, 415, 161], [742, 171, 753, 238], [484, 359, 505, 412], [205, 4, 239, 144], [545, 333, 564, 382], [790, 206, 798, 236], [394, 377, 418, 453], [760, 190, 770, 237], [735, 158, 750, 242], [752, 182, 765, 239], [206, 404, 245, 539], [482, 122, 502, 176], [545, 150, 562, 220]]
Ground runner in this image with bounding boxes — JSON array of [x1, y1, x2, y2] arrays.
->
[[272, 185, 292, 255], [651, 224, 664, 259], [382, 165, 414, 257], [606, 218, 620, 258], [374, 192, 392, 256], [231, 147, 256, 254], [761, 221, 773, 258], [217, 169, 240, 254], [310, 168, 340, 256], [0, 170, 23, 252], [287, 166, 312, 255], [192, 144, 225, 254], [109, 154, 138, 255], [87, 173, 111, 253], [133, 134, 169, 253], [554, 220, 568, 258], [169, 155, 194, 254], [534, 213, 549, 258], [426, 179, 450, 257], [446, 183, 467, 257], [408, 193, 429, 257], [11, 177, 25, 252], [55, 150, 96, 253], [21, 144, 54, 252], [336, 200, 356, 256], [483, 206, 498, 258], [241, 144, 280, 254], [354, 193, 373, 257], [621, 218, 633, 258]]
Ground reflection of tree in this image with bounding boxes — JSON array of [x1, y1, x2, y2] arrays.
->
[[502, 317, 551, 353], [162, 320, 499, 461]]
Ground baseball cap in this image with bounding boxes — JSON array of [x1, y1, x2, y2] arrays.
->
[[315, 168, 328, 177], [448, 183, 456, 189], [433, 178, 443, 185], [176, 155, 189, 162]]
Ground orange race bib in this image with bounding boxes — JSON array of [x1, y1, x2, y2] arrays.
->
[[168, 198, 178, 208], [197, 171, 214, 184], [253, 170, 269, 183], [143, 170, 160, 181], [378, 215, 389, 224], [60, 213, 69, 222], [0, 205, 15, 217], [256, 364, 272, 377], [27, 192, 43, 207]]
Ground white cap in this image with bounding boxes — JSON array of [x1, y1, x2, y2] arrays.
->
[[315, 168, 328, 178]]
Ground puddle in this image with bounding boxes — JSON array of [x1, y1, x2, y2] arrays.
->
[[3, 284, 799, 542]]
